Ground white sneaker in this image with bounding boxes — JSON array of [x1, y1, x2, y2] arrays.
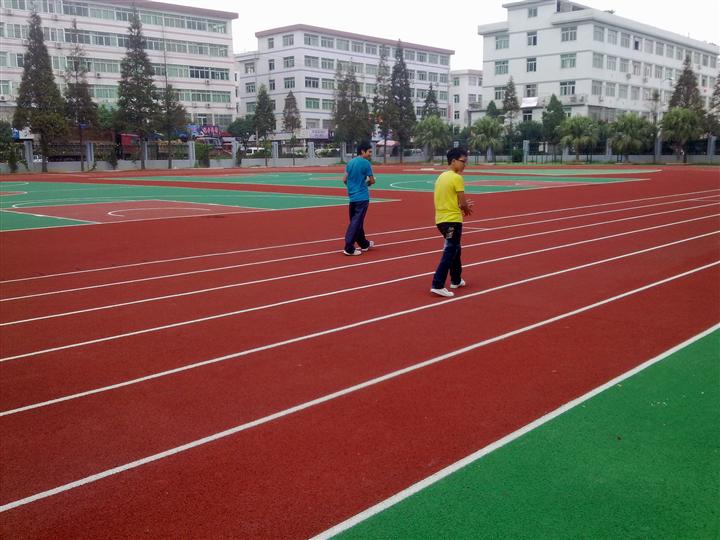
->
[[361, 240, 375, 252], [450, 279, 466, 289], [430, 288, 454, 298], [343, 249, 362, 256]]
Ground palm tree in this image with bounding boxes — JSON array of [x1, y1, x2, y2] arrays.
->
[[558, 116, 599, 161], [610, 113, 654, 162], [469, 117, 505, 162], [660, 107, 703, 163], [413, 115, 451, 161]]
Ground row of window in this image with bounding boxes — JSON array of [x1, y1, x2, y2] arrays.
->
[[452, 94, 480, 103], [452, 76, 482, 87], [494, 25, 716, 70], [266, 33, 450, 66], [0, 23, 230, 57], [494, 81, 678, 101], [0, 0, 228, 33]]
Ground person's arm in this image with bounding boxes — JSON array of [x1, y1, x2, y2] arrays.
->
[[343, 173, 348, 185], [366, 175, 375, 186], [458, 191, 474, 216]]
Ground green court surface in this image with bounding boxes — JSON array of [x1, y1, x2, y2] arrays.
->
[[0, 181, 391, 231], [462, 168, 660, 176], [337, 329, 720, 539], [116, 172, 646, 193]]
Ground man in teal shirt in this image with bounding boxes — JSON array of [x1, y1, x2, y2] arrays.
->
[[342, 141, 376, 256]]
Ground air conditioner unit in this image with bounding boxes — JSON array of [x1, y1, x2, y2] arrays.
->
[[204, 79, 210, 85], [625, 73, 632, 79], [51, 13, 58, 20], [205, 103, 211, 108], [0, 95, 6, 102], [598, 96, 604, 102], [578, 95, 585, 102], [95, 72, 102, 78], [569, 95, 577, 102], [54, 42, 62, 48]]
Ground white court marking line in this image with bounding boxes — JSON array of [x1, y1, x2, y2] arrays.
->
[[107, 208, 214, 217], [312, 322, 719, 539], [2, 232, 716, 412], [0, 182, 29, 186], [3, 213, 714, 332], [388, 178, 647, 191], [0, 264, 716, 513], [4, 200, 717, 303], [5, 212, 715, 328], [3, 188, 717, 284]]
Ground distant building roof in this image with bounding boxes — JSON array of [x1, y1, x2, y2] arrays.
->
[[255, 24, 454, 55]]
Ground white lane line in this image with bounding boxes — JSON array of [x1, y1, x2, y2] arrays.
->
[[311, 323, 720, 539], [2, 232, 716, 414], [3, 200, 717, 302], [2, 211, 717, 328], [3, 188, 717, 284], [1, 264, 716, 513]]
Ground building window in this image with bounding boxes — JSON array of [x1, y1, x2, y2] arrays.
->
[[523, 110, 533, 122], [268, 59, 275, 71], [283, 56, 294, 68], [321, 58, 334, 70], [321, 36, 334, 48], [495, 60, 508, 75], [591, 80, 603, 96], [304, 33, 319, 46], [618, 84, 628, 99], [561, 26, 577, 42], [634, 37, 641, 50], [468, 94, 477, 103], [593, 25, 604, 41], [654, 65, 663, 79], [666, 44, 674, 58], [632, 61, 641, 76], [593, 53, 604, 69], [527, 57, 537, 72], [560, 53, 576, 69], [605, 83, 615, 97], [606, 56, 617, 71], [453, 94, 460, 103], [336, 39, 349, 51], [404, 49, 415, 61], [305, 98, 320, 109], [306, 119, 320, 129], [527, 31, 537, 46], [525, 84, 537, 97], [494, 86, 506, 100], [559, 80, 576, 96], [244, 62, 255, 74], [619, 58, 629, 73], [365, 43, 377, 55], [453, 77, 460, 86], [644, 39, 653, 53], [528, 6, 537, 17], [655, 42, 664, 56], [631, 86, 640, 100], [621, 32, 630, 48], [284, 77, 295, 89], [305, 76, 319, 88], [495, 35, 509, 49], [282, 34, 294, 46], [322, 78, 335, 90], [322, 99, 334, 110], [454, 110, 460, 120], [608, 29, 617, 45], [246, 102, 256, 113], [417, 51, 427, 62], [267, 37, 274, 49], [245, 82, 256, 93], [417, 70, 427, 81], [269, 79, 275, 91], [304, 56, 319, 68]]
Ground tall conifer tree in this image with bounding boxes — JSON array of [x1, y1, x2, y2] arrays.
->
[[421, 84, 440, 118], [117, 9, 157, 169], [669, 56, 704, 115], [389, 41, 416, 161], [13, 9, 68, 172]]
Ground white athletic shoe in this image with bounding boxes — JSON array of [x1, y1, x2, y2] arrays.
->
[[430, 288, 454, 298], [343, 249, 362, 256], [361, 240, 375, 252], [450, 279, 466, 289]]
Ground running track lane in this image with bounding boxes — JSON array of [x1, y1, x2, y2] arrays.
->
[[0, 264, 717, 537], [1, 168, 716, 279], [1, 217, 716, 410], [1, 235, 717, 505]]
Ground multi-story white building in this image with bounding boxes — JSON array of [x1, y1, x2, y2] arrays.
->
[[476, 0, 719, 123], [449, 69, 483, 127], [0, 0, 237, 128], [236, 24, 454, 142]]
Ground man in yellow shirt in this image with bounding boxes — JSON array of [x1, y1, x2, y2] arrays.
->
[[430, 147, 474, 297]]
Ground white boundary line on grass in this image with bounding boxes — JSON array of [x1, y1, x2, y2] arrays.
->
[[0, 263, 716, 513], [3, 199, 717, 302], [311, 322, 720, 539], [1, 210, 717, 327], [2, 188, 717, 283], [1, 232, 716, 413]]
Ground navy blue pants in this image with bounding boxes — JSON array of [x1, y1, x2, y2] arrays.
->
[[344, 200, 371, 252], [432, 222, 462, 289]]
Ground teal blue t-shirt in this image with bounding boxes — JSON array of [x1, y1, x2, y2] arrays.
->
[[345, 156, 373, 202]]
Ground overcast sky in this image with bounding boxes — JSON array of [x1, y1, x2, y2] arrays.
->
[[170, 0, 719, 70]]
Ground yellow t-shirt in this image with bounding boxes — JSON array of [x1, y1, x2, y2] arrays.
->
[[434, 170, 465, 224]]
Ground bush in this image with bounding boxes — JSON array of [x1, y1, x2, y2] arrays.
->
[[195, 143, 210, 167], [7, 147, 19, 173], [106, 145, 118, 169], [511, 148, 524, 163]]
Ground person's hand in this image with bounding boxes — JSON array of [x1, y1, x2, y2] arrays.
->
[[367, 177, 376, 186], [463, 199, 474, 216]]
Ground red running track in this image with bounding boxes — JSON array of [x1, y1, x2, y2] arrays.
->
[[1, 167, 719, 538]]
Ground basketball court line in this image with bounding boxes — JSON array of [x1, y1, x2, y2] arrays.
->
[[2, 188, 717, 283], [1, 262, 715, 512], [2, 225, 716, 364], [3, 200, 716, 303], [311, 322, 718, 539]]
